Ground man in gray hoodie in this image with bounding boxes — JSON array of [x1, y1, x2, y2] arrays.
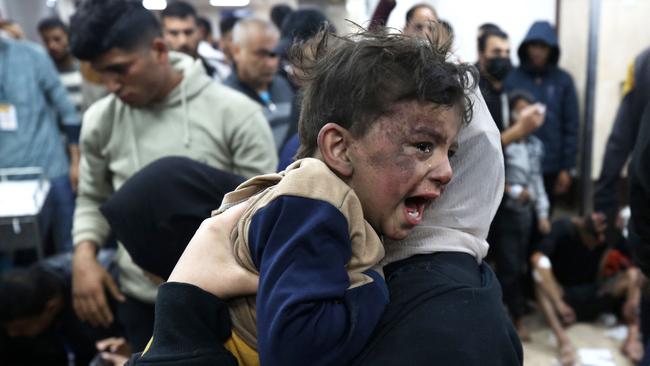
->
[[68, 0, 277, 351]]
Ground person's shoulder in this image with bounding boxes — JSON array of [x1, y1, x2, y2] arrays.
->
[[270, 75, 294, 100], [274, 159, 356, 211], [553, 67, 576, 84], [81, 94, 120, 136], [5, 38, 41, 54], [3, 39, 48, 63], [504, 67, 528, 83]]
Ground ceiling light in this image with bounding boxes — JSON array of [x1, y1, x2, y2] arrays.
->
[[209, 0, 250, 7], [143, 0, 167, 10]]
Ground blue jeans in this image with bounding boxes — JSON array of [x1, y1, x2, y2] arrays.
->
[[39, 174, 75, 253]]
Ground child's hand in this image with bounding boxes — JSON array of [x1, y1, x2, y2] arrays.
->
[[168, 201, 259, 299], [538, 218, 551, 235]]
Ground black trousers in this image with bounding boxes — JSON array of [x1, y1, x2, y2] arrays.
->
[[543, 172, 559, 215], [117, 295, 156, 352], [352, 252, 523, 366], [492, 207, 533, 320]]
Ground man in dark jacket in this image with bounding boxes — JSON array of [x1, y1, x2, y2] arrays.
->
[[594, 47, 650, 224], [505, 21, 579, 205]]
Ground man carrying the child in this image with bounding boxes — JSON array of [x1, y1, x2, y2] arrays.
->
[[127, 28, 476, 365]]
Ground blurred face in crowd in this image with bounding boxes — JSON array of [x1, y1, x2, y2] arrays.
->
[[404, 7, 438, 38], [233, 28, 279, 91], [162, 16, 201, 58], [39, 26, 70, 63], [3, 299, 61, 338], [480, 35, 511, 81], [481, 35, 510, 64], [221, 30, 235, 63], [91, 39, 171, 107], [526, 41, 551, 69]]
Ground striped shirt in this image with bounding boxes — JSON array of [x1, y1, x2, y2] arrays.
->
[[58, 60, 83, 113]]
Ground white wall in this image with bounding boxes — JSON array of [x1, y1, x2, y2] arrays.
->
[[1, 0, 55, 42], [590, 0, 650, 178]]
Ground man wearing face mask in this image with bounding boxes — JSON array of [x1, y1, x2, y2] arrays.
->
[[476, 27, 512, 132], [476, 27, 545, 145]]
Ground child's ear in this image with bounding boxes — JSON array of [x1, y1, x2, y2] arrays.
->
[[317, 123, 354, 177]]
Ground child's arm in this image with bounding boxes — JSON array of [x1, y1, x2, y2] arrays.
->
[[126, 203, 253, 365], [249, 196, 389, 366]]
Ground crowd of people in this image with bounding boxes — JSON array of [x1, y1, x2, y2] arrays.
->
[[0, 0, 649, 365]]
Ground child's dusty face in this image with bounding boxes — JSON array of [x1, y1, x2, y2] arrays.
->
[[347, 100, 462, 240]]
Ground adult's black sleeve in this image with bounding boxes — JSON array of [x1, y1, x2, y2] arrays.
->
[[126, 282, 238, 366]]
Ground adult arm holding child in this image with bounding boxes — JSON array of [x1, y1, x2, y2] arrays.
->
[[128, 202, 256, 365]]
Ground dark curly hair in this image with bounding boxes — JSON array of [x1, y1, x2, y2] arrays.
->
[[290, 24, 477, 159]]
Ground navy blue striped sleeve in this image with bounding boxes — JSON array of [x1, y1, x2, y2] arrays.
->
[[249, 195, 388, 366]]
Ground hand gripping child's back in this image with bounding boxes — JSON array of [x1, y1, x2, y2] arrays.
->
[[217, 26, 477, 366]]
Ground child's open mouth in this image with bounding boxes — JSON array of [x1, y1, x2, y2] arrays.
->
[[403, 196, 432, 225]]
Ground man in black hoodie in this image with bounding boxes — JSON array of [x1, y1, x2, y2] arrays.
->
[[505, 21, 579, 207], [594, 47, 650, 225]]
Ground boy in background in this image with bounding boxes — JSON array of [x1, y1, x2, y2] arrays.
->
[[493, 90, 550, 339]]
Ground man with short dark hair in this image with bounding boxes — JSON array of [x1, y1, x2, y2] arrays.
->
[[225, 18, 294, 150], [68, 0, 276, 351], [160, 1, 225, 79], [38, 17, 84, 112], [476, 28, 511, 132]]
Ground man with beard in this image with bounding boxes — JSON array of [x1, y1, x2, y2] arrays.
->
[[160, 1, 219, 79], [38, 18, 84, 113]]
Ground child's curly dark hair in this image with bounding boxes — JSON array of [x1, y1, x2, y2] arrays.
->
[[290, 23, 477, 159]]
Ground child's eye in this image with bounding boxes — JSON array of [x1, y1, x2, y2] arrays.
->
[[448, 148, 457, 159], [415, 142, 433, 153]]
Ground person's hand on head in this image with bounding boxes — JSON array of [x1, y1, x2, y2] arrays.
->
[[554, 170, 572, 195], [168, 201, 259, 299], [72, 242, 125, 327]]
